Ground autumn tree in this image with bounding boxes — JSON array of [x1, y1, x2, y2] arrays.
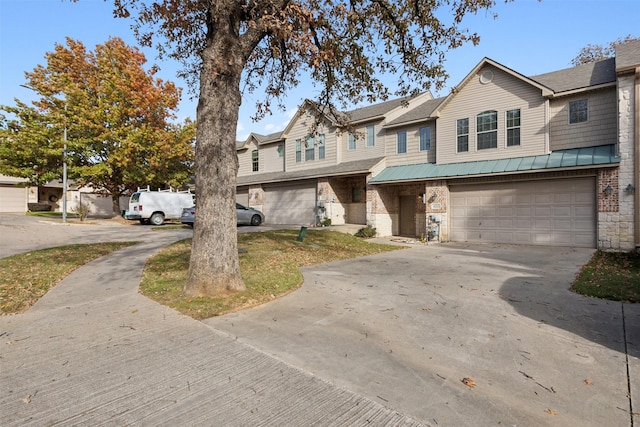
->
[[0, 37, 195, 214], [101, 0, 504, 296], [571, 34, 640, 66]]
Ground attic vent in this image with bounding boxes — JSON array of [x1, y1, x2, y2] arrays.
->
[[480, 70, 494, 84]]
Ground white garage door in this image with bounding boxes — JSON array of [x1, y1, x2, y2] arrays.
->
[[236, 188, 249, 206], [0, 186, 27, 212], [264, 181, 316, 225], [450, 178, 596, 247]]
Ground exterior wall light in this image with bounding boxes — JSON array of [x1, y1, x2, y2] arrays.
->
[[625, 184, 635, 194], [603, 185, 613, 196]]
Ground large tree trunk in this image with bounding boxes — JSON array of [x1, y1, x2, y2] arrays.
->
[[184, 32, 246, 297]]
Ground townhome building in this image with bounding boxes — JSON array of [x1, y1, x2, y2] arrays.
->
[[237, 40, 640, 251]]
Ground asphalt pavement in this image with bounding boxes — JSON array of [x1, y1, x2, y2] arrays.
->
[[0, 214, 638, 426]]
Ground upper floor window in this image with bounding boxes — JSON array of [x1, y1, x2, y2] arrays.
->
[[348, 133, 356, 150], [506, 109, 521, 147], [569, 99, 588, 124], [419, 126, 431, 151], [277, 144, 284, 158], [305, 136, 315, 161], [295, 139, 302, 163], [366, 125, 375, 147], [396, 130, 407, 154], [477, 110, 497, 150], [457, 118, 469, 152], [251, 150, 259, 172], [318, 134, 325, 160]]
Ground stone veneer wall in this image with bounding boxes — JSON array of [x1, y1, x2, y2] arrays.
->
[[424, 181, 449, 241], [598, 74, 636, 250]]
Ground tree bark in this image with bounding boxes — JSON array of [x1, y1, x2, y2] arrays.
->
[[184, 25, 246, 296]]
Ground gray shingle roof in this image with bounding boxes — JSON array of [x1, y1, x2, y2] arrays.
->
[[254, 131, 284, 145], [529, 58, 616, 93], [237, 157, 385, 186], [615, 39, 640, 71], [345, 97, 413, 123], [385, 97, 445, 128], [369, 145, 619, 184]]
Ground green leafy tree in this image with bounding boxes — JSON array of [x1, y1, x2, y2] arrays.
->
[[571, 34, 640, 66], [0, 37, 195, 214], [100, 0, 505, 296]]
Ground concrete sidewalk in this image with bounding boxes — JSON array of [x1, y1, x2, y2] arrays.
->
[[0, 233, 423, 426]]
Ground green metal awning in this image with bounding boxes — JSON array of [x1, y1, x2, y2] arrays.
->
[[369, 145, 620, 184]]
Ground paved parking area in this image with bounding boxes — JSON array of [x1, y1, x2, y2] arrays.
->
[[1, 214, 638, 426], [206, 242, 640, 426]]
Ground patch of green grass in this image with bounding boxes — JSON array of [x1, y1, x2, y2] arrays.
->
[[572, 250, 640, 302], [140, 229, 404, 319], [0, 242, 138, 315], [26, 211, 79, 218]]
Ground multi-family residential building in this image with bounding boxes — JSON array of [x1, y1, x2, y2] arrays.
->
[[236, 40, 640, 251]]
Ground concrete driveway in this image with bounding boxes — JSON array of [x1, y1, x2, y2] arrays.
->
[[205, 242, 640, 426], [1, 214, 638, 426]]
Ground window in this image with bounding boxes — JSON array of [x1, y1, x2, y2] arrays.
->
[[419, 126, 431, 151], [366, 125, 375, 147], [348, 133, 356, 150], [352, 187, 362, 203], [277, 144, 284, 158], [569, 99, 588, 124], [251, 150, 259, 172], [295, 139, 302, 163], [476, 110, 497, 150], [457, 118, 469, 152], [305, 136, 315, 161], [318, 134, 325, 159], [396, 130, 407, 154], [506, 109, 521, 147]]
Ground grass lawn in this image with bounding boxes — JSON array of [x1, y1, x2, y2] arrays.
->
[[140, 229, 403, 319], [572, 250, 640, 303], [0, 242, 138, 314]]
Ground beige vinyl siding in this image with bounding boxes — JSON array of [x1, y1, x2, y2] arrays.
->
[[383, 122, 436, 167], [260, 143, 285, 173], [549, 88, 617, 151], [436, 65, 547, 164], [340, 121, 386, 163], [285, 113, 337, 172], [237, 140, 259, 177]]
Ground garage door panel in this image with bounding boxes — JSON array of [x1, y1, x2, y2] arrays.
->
[[451, 178, 595, 247], [263, 181, 316, 225], [0, 186, 27, 212]]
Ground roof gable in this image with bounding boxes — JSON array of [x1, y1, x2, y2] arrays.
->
[[432, 58, 553, 116]]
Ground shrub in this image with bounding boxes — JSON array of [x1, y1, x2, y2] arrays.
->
[[320, 218, 332, 227], [355, 226, 376, 238], [72, 202, 91, 222]]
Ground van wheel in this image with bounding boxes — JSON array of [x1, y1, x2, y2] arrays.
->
[[149, 213, 164, 226], [250, 214, 262, 226]]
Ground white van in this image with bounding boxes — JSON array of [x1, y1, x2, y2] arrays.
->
[[125, 189, 195, 225]]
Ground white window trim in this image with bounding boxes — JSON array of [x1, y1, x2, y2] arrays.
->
[[505, 108, 521, 148]]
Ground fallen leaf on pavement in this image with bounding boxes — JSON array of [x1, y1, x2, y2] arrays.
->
[[461, 377, 476, 388], [544, 409, 557, 415], [584, 379, 593, 385]]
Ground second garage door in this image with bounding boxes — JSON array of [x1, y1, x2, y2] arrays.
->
[[263, 181, 317, 225], [0, 186, 27, 212], [450, 177, 596, 247]]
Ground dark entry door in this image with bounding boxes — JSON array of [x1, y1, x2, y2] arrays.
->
[[399, 195, 416, 236]]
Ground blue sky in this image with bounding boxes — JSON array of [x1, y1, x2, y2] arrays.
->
[[1, 0, 639, 140]]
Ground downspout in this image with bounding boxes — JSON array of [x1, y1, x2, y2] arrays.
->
[[635, 66, 640, 249]]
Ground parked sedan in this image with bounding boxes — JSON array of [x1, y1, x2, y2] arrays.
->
[[180, 203, 265, 227]]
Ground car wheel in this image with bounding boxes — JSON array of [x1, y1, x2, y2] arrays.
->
[[250, 214, 262, 226], [149, 213, 164, 226]]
